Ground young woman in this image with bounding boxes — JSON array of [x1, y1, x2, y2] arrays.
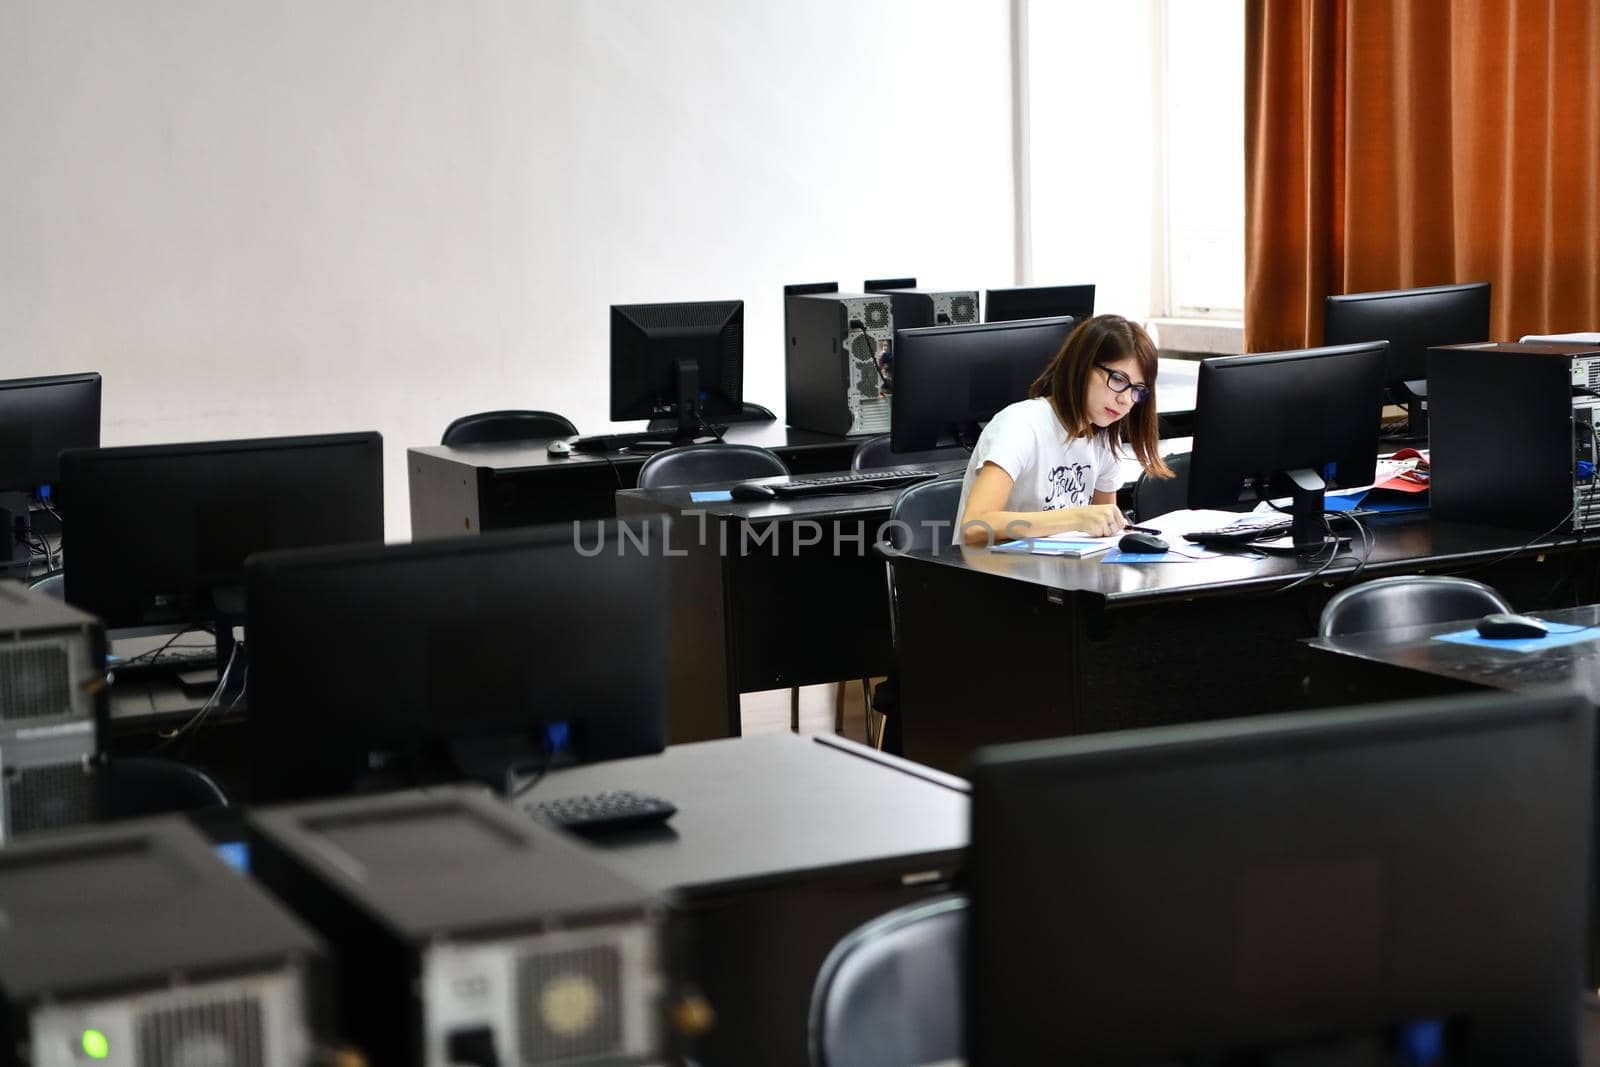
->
[[956, 314, 1173, 546]]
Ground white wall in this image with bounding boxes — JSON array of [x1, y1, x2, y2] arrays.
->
[[1, 0, 1160, 540], [1024, 1, 1158, 322]]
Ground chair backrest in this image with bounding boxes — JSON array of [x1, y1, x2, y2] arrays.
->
[[104, 756, 229, 819], [28, 572, 65, 600], [885, 475, 966, 554], [1318, 575, 1513, 637], [635, 443, 789, 489], [850, 434, 969, 472], [440, 410, 578, 446], [1131, 450, 1192, 522], [808, 894, 967, 1067]]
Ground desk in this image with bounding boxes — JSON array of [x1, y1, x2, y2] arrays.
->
[[616, 469, 965, 740], [892, 514, 1600, 772], [408, 423, 863, 536], [534, 732, 968, 1067], [1307, 604, 1600, 705], [407, 360, 1200, 537]]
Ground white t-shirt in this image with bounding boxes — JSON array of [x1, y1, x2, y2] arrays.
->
[[953, 397, 1122, 544]]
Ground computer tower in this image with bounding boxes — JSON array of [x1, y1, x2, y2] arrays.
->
[[1429, 340, 1600, 531], [863, 285, 979, 331], [0, 582, 104, 842], [248, 786, 672, 1067], [0, 815, 325, 1067], [785, 289, 896, 436]]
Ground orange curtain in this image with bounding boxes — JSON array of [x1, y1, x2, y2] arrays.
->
[[1245, 0, 1600, 352]]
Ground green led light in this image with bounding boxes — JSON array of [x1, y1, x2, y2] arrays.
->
[[81, 1029, 109, 1060]]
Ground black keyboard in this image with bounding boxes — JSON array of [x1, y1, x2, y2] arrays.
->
[[1182, 517, 1295, 545], [522, 790, 677, 835], [570, 428, 726, 454], [768, 467, 940, 498]]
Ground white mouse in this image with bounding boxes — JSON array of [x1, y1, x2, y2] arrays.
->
[[546, 440, 574, 457]]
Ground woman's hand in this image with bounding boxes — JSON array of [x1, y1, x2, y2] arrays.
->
[[1065, 503, 1127, 537]]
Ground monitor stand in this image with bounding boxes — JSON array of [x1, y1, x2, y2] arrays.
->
[[1282, 468, 1340, 555], [626, 358, 728, 453]]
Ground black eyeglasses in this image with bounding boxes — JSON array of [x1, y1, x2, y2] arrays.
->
[[1097, 366, 1149, 404]]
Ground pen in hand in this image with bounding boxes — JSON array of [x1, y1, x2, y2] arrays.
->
[[1124, 524, 1162, 535]]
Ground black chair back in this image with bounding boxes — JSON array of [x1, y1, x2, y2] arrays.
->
[[808, 894, 967, 1067], [850, 434, 969, 472], [441, 410, 578, 446], [1318, 575, 1513, 637], [1131, 451, 1192, 522], [105, 756, 229, 819], [885, 475, 966, 553], [636, 443, 789, 489]]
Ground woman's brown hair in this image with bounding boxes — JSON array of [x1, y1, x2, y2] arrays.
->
[[1028, 314, 1173, 478]]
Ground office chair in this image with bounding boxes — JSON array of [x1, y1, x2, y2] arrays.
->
[[28, 572, 65, 600], [808, 893, 967, 1067], [1318, 575, 1513, 637], [440, 409, 579, 446], [648, 400, 777, 433], [849, 434, 968, 472], [871, 474, 967, 751], [635, 443, 789, 490], [103, 755, 229, 819], [1130, 451, 1191, 522]]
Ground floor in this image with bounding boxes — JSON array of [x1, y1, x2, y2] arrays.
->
[[739, 680, 876, 743]]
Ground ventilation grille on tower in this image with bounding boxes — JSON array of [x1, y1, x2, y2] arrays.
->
[[516, 944, 623, 1064], [950, 295, 978, 323], [138, 993, 265, 1067], [0, 643, 71, 722], [863, 302, 891, 330], [4, 761, 93, 834]]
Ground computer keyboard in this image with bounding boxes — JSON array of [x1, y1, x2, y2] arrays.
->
[[570, 428, 726, 454], [521, 790, 677, 835], [768, 467, 940, 498], [1182, 517, 1295, 546]]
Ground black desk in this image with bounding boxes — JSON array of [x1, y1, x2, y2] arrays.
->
[[408, 423, 863, 536], [892, 514, 1600, 772], [616, 467, 966, 740], [1307, 603, 1600, 705], [533, 732, 968, 1067]]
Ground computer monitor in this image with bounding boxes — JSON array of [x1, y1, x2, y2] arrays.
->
[[0, 372, 101, 573], [968, 689, 1593, 1066], [984, 284, 1096, 324], [1187, 342, 1387, 552], [889, 316, 1076, 452], [59, 432, 383, 664], [610, 300, 743, 445], [244, 519, 670, 803], [1323, 281, 1491, 434]]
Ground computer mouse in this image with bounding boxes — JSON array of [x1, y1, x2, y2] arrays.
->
[[1118, 531, 1170, 554], [546, 440, 574, 457], [729, 482, 778, 501], [1475, 612, 1550, 640]]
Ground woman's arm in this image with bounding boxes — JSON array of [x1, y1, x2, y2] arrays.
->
[[959, 463, 1128, 546]]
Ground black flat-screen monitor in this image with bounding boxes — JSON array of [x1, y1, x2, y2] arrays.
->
[[1323, 281, 1491, 433], [1187, 341, 1386, 552], [890, 316, 1075, 452], [610, 300, 744, 443], [59, 432, 383, 656], [968, 690, 1594, 1066], [0, 372, 102, 496], [984, 284, 1095, 324], [245, 520, 670, 803]]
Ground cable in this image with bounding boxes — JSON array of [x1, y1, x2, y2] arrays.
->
[[507, 721, 571, 800], [152, 639, 242, 750]]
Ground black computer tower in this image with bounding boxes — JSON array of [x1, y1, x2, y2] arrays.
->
[[0, 815, 325, 1067], [863, 285, 978, 331], [0, 582, 105, 841], [1429, 341, 1600, 531], [248, 786, 672, 1067], [784, 289, 896, 436]]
